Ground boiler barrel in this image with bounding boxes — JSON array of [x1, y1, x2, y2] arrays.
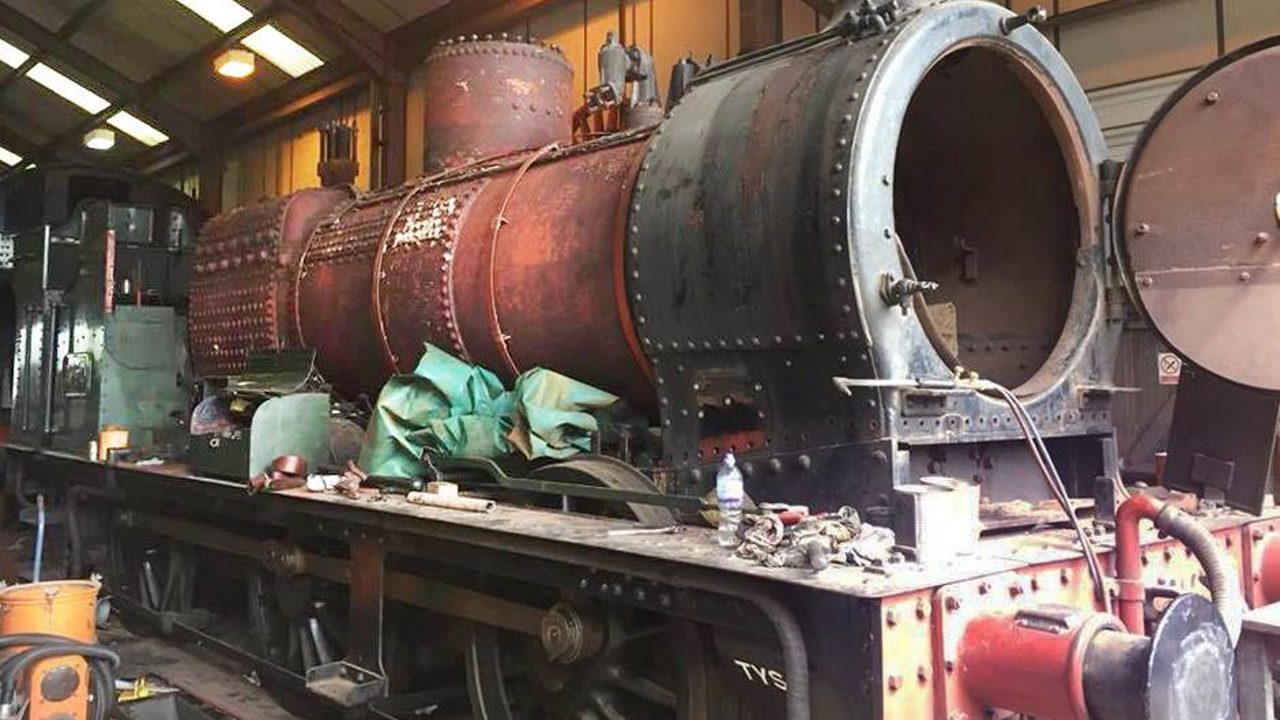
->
[[190, 186, 352, 376], [295, 135, 654, 412]]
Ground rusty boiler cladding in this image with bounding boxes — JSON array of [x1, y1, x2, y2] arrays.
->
[[191, 2, 1114, 502]]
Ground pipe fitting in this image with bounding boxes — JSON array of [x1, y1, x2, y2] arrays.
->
[[1151, 504, 1244, 646], [1114, 495, 1244, 646]]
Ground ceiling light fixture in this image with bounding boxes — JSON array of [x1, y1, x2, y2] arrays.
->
[[0, 145, 21, 166], [214, 48, 255, 78], [84, 128, 116, 151]]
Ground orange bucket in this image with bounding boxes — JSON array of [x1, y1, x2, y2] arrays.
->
[[0, 579, 101, 643], [0, 580, 101, 719]]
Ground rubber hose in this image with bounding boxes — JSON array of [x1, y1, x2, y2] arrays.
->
[[32, 494, 45, 583], [710, 582, 809, 720], [1154, 505, 1245, 646], [0, 634, 83, 648], [0, 644, 120, 703], [89, 659, 115, 720]]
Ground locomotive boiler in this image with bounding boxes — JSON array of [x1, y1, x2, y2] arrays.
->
[[7, 1, 1280, 719], [191, 0, 1118, 525]]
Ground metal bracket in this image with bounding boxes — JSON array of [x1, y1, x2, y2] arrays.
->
[[306, 534, 388, 706], [435, 456, 707, 513], [305, 661, 386, 707]]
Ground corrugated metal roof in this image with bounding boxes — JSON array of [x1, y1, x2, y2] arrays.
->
[[0, 0, 468, 168], [1, 0, 90, 33], [340, 0, 455, 31], [71, 0, 218, 84]]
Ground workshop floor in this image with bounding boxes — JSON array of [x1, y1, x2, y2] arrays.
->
[[105, 627, 305, 720]]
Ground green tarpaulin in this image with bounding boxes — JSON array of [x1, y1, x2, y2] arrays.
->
[[358, 344, 620, 477]]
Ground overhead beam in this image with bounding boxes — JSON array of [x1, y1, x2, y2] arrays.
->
[[0, 2, 204, 151], [0, 0, 111, 99], [0, 125, 48, 161], [390, 0, 563, 71]]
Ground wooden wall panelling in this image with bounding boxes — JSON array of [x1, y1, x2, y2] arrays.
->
[[1224, 0, 1280, 51], [1058, 0, 1217, 89], [782, 0, 821, 39]]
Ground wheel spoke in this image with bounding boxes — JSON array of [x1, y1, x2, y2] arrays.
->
[[591, 691, 627, 720], [606, 672, 677, 708]]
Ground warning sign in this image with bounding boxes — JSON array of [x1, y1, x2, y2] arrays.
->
[[1157, 353, 1182, 385]]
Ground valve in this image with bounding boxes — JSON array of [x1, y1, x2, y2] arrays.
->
[[1000, 6, 1048, 35], [880, 272, 938, 315]]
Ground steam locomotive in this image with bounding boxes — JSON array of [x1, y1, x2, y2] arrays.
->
[[4, 1, 1280, 719]]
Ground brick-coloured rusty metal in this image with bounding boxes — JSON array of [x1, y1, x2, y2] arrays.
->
[[295, 186, 403, 396], [295, 133, 655, 411], [190, 186, 351, 376], [423, 37, 573, 173], [1118, 39, 1280, 392]]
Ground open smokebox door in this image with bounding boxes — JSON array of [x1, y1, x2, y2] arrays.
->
[[1116, 37, 1280, 514]]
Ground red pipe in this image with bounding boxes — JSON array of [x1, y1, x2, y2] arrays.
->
[[1114, 494, 1165, 634]]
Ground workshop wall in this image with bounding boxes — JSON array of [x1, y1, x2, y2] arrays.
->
[[218, 94, 373, 208], [164, 91, 372, 210]]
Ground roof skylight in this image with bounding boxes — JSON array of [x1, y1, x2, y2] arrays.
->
[[25, 63, 110, 114], [108, 111, 170, 146]]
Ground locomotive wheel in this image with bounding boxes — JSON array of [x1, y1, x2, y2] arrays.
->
[[528, 455, 677, 526], [465, 612, 709, 720], [246, 570, 346, 674]]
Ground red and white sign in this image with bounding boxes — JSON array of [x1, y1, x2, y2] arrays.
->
[[1157, 352, 1182, 386]]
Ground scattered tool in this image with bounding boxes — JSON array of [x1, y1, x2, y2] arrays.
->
[[247, 455, 309, 493], [607, 525, 687, 537], [115, 676, 179, 703], [405, 489, 496, 513]]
